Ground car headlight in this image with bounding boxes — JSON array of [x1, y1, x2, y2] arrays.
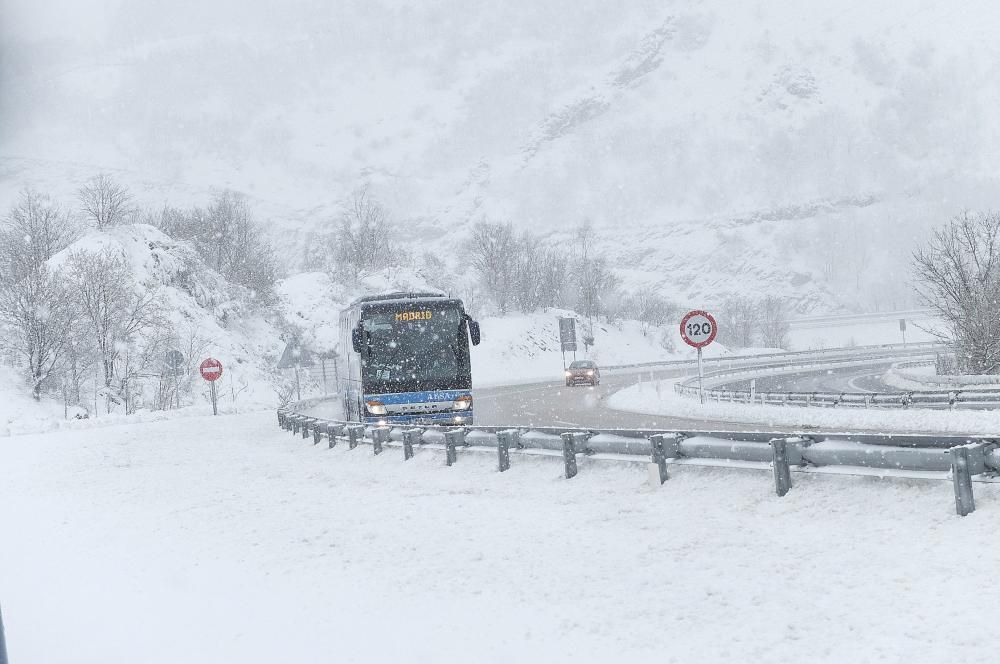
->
[[587, 370, 594, 375], [452, 395, 473, 411], [365, 400, 387, 415], [565, 371, 572, 377]]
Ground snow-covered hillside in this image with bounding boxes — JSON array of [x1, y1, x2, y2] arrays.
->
[[0, 223, 289, 432], [5, 1, 998, 310]]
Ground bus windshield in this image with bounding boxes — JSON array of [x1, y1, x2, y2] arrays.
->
[[360, 304, 471, 393]]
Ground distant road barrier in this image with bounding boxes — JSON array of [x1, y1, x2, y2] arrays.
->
[[275, 399, 999, 517], [602, 341, 942, 372], [669, 344, 1000, 410]]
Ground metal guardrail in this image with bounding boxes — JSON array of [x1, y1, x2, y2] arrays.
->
[[275, 404, 999, 517], [670, 346, 1000, 410], [601, 341, 942, 372]]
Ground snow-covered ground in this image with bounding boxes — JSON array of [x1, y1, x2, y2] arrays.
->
[[1, 411, 997, 663], [608, 377, 1000, 434]]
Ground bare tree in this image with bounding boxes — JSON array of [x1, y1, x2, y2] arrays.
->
[[719, 296, 760, 348], [0, 189, 79, 400], [153, 194, 278, 302], [78, 173, 134, 229], [537, 248, 569, 310], [0, 188, 77, 283], [913, 211, 1000, 374], [334, 187, 399, 279], [467, 219, 519, 314], [66, 248, 161, 393], [633, 293, 676, 336], [759, 295, 791, 349], [573, 256, 620, 323], [0, 267, 76, 399]]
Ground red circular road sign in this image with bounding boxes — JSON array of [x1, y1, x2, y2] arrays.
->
[[199, 357, 224, 382], [680, 310, 718, 349]]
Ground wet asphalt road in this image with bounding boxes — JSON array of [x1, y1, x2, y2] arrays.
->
[[720, 362, 897, 395], [307, 363, 915, 435]]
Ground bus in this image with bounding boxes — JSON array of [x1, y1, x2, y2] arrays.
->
[[338, 292, 482, 425]]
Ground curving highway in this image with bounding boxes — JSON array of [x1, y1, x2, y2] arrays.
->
[[718, 361, 898, 394], [306, 358, 918, 434]]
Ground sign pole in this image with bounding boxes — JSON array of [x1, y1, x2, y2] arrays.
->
[[697, 347, 705, 404], [210, 381, 218, 415], [680, 309, 718, 405]]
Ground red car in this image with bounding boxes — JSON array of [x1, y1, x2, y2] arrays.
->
[[565, 360, 600, 386]]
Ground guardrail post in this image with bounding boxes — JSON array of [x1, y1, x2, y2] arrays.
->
[[444, 429, 464, 466], [372, 426, 389, 455], [313, 421, 324, 445], [950, 443, 985, 516], [560, 432, 579, 479], [402, 428, 422, 460], [497, 430, 519, 472], [328, 424, 344, 449], [649, 434, 670, 485], [277, 411, 285, 427], [347, 424, 364, 450], [769, 437, 798, 497], [291, 416, 300, 435], [301, 418, 312, 439]]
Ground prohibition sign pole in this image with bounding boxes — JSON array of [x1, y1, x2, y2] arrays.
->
[[200, 357, 224, 415], [680, 310, 718, 404]]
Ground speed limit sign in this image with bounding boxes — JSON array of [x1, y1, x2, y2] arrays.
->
[[680, 310, 718, 348], [680, 310, 717, 404]]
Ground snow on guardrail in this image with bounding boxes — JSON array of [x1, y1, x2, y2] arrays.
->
[[275, 399, 1000, 517]]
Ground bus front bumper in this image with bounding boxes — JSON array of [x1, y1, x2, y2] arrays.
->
[[363, 411, 474, 427]]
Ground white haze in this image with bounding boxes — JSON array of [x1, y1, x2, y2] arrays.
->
[[4, 1, 1000, 310]]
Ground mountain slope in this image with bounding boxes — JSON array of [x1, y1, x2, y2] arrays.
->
[[4, 1, 1000, 310]]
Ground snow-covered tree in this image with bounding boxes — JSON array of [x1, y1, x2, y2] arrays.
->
[[78, 173, 134, 229], [66, 248, 162, 392], [913, 211, 1000, 374], [0, 189, 79, 399], [154, 192, 278, 302], [333, 187, 400, 280], [758, 295, 790, 349], [0, 267, 76, 400], [467, 219, 519, 314], [718, 296, 760, 349]]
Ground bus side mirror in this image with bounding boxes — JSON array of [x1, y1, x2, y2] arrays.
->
[[351, 327, 364, 353], [469, 320, 481, 346]]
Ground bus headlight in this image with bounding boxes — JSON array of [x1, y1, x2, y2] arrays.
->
[[452, 395, 473, 411], [365, 400, 387, 415]]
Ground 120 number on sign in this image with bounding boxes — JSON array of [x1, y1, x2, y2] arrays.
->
[[680, 310, 718, 349]]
